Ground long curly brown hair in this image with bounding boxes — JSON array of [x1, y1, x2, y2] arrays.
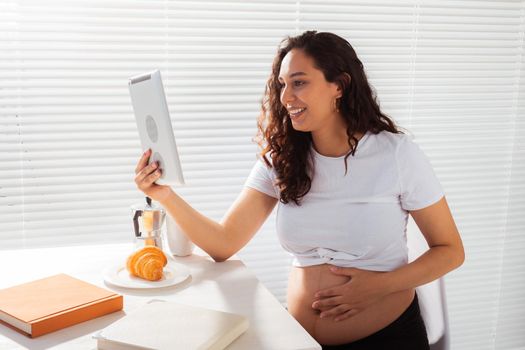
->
[[255, 30, 404, 206]]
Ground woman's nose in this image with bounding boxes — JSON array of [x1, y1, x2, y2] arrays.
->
[[280, 86, 295, 105]]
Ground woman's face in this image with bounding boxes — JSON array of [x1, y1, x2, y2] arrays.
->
[[278, 49, 342, 132]]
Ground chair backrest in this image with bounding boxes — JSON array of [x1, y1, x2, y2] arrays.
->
[[406, 216, 451, 350]]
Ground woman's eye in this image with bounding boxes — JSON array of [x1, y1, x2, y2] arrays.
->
[[279, 81, 305, 88]]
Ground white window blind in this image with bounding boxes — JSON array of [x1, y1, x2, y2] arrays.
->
[[1, 1, 524, 349], [0, 0, 298, 306]]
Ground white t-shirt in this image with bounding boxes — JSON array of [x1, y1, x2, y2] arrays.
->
[[244, 130, 444, 271]]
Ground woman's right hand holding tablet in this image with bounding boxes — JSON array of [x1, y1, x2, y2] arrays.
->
[[134, 148, 173, 203]]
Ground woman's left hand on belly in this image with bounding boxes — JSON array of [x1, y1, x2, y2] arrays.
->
[[312, 267, 389, 322]]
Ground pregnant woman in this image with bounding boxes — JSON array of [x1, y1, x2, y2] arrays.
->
[[134, 31, 464, 350]]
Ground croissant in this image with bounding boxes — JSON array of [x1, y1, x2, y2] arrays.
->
[[126, 246, 168, 281]]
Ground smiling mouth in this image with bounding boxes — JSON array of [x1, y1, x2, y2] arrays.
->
[[289, 107, 307, 119]]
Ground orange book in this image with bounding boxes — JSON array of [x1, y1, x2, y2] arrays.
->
[[0, 273, 123, 338]]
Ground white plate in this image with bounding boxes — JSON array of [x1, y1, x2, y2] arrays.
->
[[103, 260, 191, 289]]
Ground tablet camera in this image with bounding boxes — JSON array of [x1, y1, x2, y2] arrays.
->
[[145, 114, 158, 143]]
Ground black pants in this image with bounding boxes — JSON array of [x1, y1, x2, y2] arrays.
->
[[321, 293, 430, 350]]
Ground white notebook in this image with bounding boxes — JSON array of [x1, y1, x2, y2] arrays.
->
[[94, 300, 249, 350]]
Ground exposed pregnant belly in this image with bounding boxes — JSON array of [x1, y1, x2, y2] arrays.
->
[[287, 264, 415, 346]]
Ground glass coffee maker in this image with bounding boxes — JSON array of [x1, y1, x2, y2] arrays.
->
[[131, 196, 166, 249]]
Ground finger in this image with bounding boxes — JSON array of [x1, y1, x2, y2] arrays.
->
[[135, 149, 151, 174], [315, 288, 339, 299], [145, 168, 162, 184], [320, 307, 342, 319], [312, 296, 342, 309], [135, 166, 161, 190], [137, 169, 161, 189], [320, 304, 349, 319], [334, 309, 360, 322], [316, 305, 332, 313], [135, 161, 159, 184]]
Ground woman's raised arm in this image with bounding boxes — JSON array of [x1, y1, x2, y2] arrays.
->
[[135, 149, 277, 262]]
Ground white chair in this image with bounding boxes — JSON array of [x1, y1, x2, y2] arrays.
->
[[407, 216, 451, 350]]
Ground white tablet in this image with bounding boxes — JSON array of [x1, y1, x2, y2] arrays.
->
[[128, 70, 185, 186]]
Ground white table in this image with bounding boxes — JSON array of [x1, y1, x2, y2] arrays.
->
[[0, 243, 321, 350]]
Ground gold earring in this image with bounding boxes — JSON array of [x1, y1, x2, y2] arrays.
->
[[334, 98, 340, 113]]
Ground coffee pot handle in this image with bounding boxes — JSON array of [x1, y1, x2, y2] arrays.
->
[[133, 210, 143, 237]]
